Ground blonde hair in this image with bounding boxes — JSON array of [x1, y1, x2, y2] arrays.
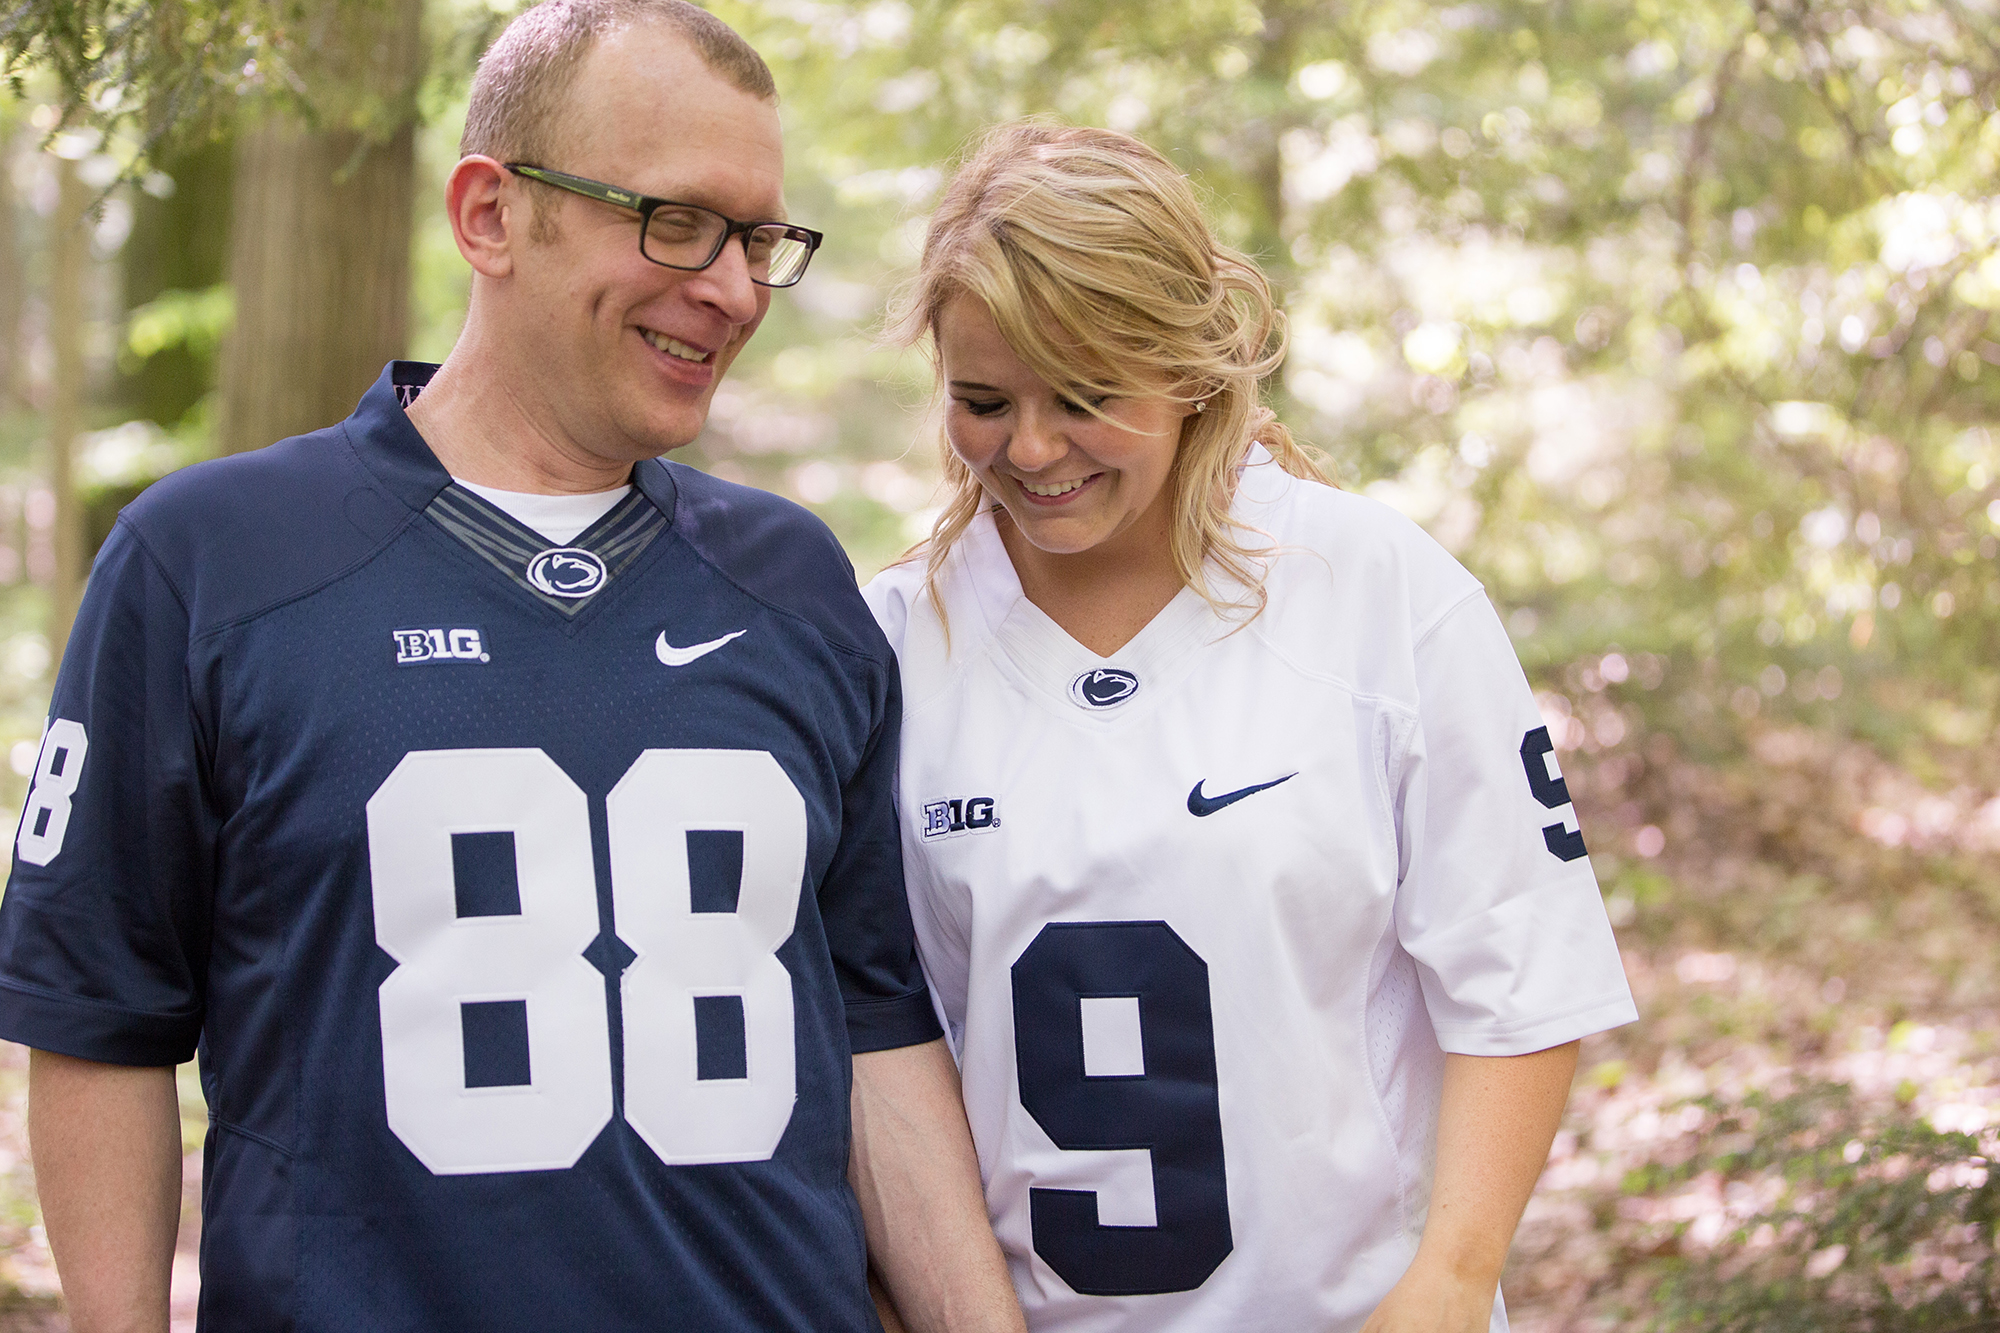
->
[[889, 119, 1330, 620]]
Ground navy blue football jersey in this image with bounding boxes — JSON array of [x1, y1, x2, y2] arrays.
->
[[0, 362, 940, 1331]]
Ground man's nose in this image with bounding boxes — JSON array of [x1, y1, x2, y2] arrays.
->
[[689, 235, 763, 324]]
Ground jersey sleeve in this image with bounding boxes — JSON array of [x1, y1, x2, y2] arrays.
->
[[818, 656, 944, 1054], [1392, 590, 1636, 1056], [0, 521, 215, 1065]]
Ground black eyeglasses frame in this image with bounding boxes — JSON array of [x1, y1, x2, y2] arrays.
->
[[504, 163, 824, 288]]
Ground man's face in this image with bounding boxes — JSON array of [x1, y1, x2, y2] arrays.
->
[[503, 25, 783, 464]]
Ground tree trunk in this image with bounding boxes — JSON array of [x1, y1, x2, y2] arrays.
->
[[47, 156, 87, 656], [217, 0, 423, 455], [1246, 2, 1313, 439], [1247, 0, 1309, 298], [0, 120, 24, 409], [121, 138, 233, 428]]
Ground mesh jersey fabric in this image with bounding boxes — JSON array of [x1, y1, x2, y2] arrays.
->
[[0, 361, 938, 1331], [863, 445, 1636, 1332]]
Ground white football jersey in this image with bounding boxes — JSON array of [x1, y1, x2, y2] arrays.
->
[[864, 447, 1636, 1332]]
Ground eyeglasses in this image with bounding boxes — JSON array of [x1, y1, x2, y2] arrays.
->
[[505, 164, 824, 288]]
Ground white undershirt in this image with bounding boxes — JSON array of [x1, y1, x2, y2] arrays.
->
[[456, 479, 633, 546]]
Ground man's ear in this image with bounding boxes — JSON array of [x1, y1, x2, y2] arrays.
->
[[445, 155, 526, 278]]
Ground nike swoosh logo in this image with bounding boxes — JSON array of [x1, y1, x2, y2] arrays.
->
[[655, 629, 746, 667], [1187, 774, 1297, 817]]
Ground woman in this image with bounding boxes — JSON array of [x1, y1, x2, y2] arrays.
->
[[862, 121, 1636, 1332]]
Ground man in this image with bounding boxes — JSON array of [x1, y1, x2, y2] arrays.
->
[[0, 3, 1022, 1330]]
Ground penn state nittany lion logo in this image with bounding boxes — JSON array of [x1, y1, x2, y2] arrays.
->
[[526, 548, 608, 598], [1069, 667, 1140, 710]]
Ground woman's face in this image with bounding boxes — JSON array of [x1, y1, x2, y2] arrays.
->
[[937, 294, 1193, 560]]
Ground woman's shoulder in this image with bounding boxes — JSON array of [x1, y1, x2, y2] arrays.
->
[[860, 552, 929, 654], [861, 539, 1010, 717], [1248, 462, 1486, 632]]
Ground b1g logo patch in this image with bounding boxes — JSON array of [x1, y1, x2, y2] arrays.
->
[[526, 547, 607, 598], [1070, 668, 1139, 710], [393, 627, 490, 665], [922, 796, 999, 841]]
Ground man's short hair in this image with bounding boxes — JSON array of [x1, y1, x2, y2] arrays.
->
[[462, 0, 776, 213]]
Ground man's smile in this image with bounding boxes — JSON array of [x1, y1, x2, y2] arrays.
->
[[641, 328, 712, 363]]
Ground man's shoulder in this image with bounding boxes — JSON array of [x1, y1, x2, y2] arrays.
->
[[657, 456, 832, 540], [654, 459, 888, 666], [118, 419, 415, 631]]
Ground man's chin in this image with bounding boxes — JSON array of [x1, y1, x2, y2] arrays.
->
[[620, 413, 709, 462]]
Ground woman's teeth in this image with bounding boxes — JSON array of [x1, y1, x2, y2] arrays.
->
[[643, 330, 710, 363], [1021, 477, 1088, 497]]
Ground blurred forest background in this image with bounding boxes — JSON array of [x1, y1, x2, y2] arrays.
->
[[0, 0, 1992, 1327]]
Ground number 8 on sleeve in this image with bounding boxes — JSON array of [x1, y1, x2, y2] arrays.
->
[[17, 718, 88, 867]]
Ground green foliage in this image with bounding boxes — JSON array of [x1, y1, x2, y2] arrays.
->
[[121, 283, 231, 370], [0, 0, 283, 150], [1636, 1082, 2000, 1330], [0, 0, 433, 164], [704, 0, 2000, 763]]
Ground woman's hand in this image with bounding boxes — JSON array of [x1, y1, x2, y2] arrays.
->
[[1357, 1260, 1495, 1333]]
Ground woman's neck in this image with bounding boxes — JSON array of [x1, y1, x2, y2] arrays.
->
[[998, 504, 1184, 658]]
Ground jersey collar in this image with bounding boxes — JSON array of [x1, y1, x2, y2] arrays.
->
[[343, 361, 683, 526], [946, 439, 1295, 724], [963, 510, 1219, 726], [340, 361, 453, 513]]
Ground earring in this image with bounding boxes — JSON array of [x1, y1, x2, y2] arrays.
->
[[1194, 400, 1207, 413]]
